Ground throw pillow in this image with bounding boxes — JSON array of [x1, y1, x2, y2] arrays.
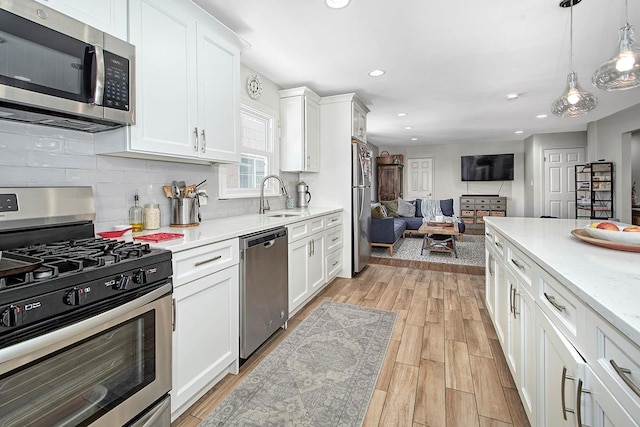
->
[[440, 198, 455, 216], [371, 205, 387, 219], [380, 199, 400, 217], [397, 197, 416, 217]]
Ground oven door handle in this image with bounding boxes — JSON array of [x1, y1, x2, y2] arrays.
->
[[0, 282, 172, 370]]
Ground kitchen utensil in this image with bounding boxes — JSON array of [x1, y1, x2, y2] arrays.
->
[[97, 227, 133, 238], [195, 179, 207, 188], [184, 184, 197, 198], [163, 186, 174, 198], [171, 181, 180, 198], [177, 181, 186, 197], [0, 252, 43, 278], [296, 181, 311, 208]]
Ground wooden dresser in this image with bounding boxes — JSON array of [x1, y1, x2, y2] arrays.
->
[[459, 195, 507, 228]]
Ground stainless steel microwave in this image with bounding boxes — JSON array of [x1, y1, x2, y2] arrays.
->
[[0, 0, 135, 132]]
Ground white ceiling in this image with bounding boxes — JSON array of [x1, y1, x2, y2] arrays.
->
[[193, 0, 640, 147]]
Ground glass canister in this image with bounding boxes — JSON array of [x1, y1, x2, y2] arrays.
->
[[144, 203, 161, 230], [285, 195, 294, 209]]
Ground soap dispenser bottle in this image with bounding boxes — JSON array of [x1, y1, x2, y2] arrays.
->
[[129, 192, 144, 232]]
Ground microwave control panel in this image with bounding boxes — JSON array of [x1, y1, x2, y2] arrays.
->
[[103, 51, 130, 111]]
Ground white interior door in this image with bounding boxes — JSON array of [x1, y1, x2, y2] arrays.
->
[[406, 157, 433, 200], [544, 148, 585, 218]]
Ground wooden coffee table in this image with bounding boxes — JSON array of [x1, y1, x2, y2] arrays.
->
[[417, 222, 462, 257]]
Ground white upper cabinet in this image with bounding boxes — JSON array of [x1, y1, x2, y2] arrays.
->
[[351, 98, 369, 143], [279, 87, 321, 172], [35, 0, 128, 40], [97, 0, 242, 165]]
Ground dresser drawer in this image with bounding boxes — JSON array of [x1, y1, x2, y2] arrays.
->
[[325, 225, 343, 253], [491, 204, 506, 210], [475, 204, 490, 210], [461, 210, 475, 217], [490, 210, 506, 216], [537, 268, 583, 343], [476, 209, 490, 217], [490, 197, 505, 204], [460, 198, 475, 204], [474, 198, 491, 204], [587, 312, 640, 421], [173, 238, 239, 287]]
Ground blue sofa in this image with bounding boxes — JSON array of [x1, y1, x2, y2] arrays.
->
[[371, 198, 465, 255]]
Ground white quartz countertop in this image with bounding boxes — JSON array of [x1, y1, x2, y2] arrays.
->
[[484, 217, 640, 345], [131, 207, 342, 252]]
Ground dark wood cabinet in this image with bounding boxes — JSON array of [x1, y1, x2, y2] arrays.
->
[[378, 165, 403, 201]]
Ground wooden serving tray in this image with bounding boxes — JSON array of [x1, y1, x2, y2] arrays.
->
[[426, 221, 454, 227], [571, 229, 640, 253]]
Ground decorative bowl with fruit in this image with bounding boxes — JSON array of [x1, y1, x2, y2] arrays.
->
[[582, 222, 640, 245]]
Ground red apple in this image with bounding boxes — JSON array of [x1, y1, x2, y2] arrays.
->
[[596, 222, 619, 231], [623, 226, 640, 232]]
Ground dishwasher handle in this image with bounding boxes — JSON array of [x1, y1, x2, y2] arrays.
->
[[263, 240, 275, 248], [240, 227, 287, 249]]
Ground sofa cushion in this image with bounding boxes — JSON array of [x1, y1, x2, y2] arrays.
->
[[371, 205, 386, 219], [414, 199, 423, 217], [404, 216, 424, 230], [440, 198, 454, 216], [397, 197, 416, 217], [380, 200, 400, 217], [370, 217, 406, 245]]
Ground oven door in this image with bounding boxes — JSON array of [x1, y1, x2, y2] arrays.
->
[[0, 283, 172, 427]]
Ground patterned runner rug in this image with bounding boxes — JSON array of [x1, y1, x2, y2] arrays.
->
[[198, 301, 397, 427], [372, 235, 485, 266]]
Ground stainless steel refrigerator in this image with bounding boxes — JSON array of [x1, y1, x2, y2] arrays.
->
[[352, 141, 372, 274]]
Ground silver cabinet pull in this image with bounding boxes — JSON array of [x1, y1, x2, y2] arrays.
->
[[544, 292, 566, 312], [611, 359, 640, 397], [509, 284, 515, 315], [332, 237, 339, 242], [576, 378, 590, 427], [172, 298, 176, 332], [488, 254, 494, 275], [201, 129, 206, 153], [485, 232, 493, 238], [561, 367, 575, 420], [495, 242, 503, 249], [332, 261, 339, 267], [193, 127, 199, 151], [194, 255, 222, 267], [511, 258, 525, 270]]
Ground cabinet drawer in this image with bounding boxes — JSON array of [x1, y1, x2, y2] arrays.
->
[[325, 225, 343, 253], [325, 249, 342, 282], [461, 210, 475, 217], [173, 239, 239, 287], [490, 210, 506, 216], [537, 268, 582, 343], [505, 243, 533, 290], [325, 212, 342, 228], [476, 204, 490, 210], [476, 217, 485, 224], [475, 198, 490, 204], [588, 313, 640, 421], [490, 198, 505, 204], [460, 198, 475, 204], [476, 210, 490, 217], [491, 204, 506, 210], [462, 217, 475, 224], [287, 216, 327, 243], [493, 232, 505, 257]]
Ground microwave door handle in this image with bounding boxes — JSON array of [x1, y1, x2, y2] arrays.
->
[[93, 44, 105, 105]]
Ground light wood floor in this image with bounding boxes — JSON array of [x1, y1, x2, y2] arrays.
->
[[172, 260, 531, 427]]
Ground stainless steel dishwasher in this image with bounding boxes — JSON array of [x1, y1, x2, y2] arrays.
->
[[239, 227, 289, 359]]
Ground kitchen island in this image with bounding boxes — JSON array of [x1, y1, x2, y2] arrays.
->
[[484, 216, 640, 426]]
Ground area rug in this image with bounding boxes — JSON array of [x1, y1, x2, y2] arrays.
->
[[372, 234, 485, 266], [198, 301, 397, 427]]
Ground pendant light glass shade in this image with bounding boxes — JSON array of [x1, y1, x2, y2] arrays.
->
[[592, 23, 640, 90], [552, 71, 598, 117], [551, 1, 597, 117]]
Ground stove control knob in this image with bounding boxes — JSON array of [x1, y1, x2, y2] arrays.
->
[[1, 305, 23, 328], [115, 274, 131, 291], [64, 287, 88, 305], [133, 270, 146, 285]]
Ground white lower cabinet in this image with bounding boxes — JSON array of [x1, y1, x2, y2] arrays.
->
[[170, 239, 240, 420]]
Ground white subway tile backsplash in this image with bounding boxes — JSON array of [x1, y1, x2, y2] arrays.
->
[[28, 150, 97, 169], [26, 123, 94, 141], [0, 165, 66, 185], [65, 139, 95, 156], [66, 169, 124, 184]]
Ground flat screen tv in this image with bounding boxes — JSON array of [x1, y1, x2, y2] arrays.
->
[[461, 154, 514, 181]]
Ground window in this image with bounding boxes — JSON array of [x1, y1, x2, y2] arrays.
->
[[219, 103, 278, 198]]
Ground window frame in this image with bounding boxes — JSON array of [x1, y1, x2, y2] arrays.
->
[[218, 101, 279, 199]]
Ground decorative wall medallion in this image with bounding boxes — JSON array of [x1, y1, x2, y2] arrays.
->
[[247, 73, 263, 100]]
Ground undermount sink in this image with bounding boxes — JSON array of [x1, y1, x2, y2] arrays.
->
[[267, 213, 303, 218]]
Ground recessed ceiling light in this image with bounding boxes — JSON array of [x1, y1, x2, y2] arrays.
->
[[515, 130, 524, 134], [368, 69, 385, 77], [506, 93, 519, 100], [411, 137, 418, 141], [536, 114, 548, 119], [326, 0, 350, 8], [397, 113, 407, 117], [404, 126, 413, 130]]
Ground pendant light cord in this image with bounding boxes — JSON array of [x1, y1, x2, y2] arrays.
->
[[570, 2, 574, 71]]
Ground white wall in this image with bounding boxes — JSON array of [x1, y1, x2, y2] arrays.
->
[[0, 64, 295, 232], [587, 102, 640, 223], [377, 141, 526, 217]]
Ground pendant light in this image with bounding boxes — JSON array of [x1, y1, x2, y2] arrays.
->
[[551, 0, 598, 118], [592, 0, 640, 90]]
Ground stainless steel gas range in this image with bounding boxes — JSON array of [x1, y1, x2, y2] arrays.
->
[[0, 187, 172, 426]]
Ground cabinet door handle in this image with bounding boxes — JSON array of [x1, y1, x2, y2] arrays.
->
[[193, 127, 199, 151], [194, 255, 222, 267], [610, 359, 640, 397], [511, 258, 525, 270], [332, 237, 339, 242], [172, 298, 176, 332], [576, 378, 590, 427], [509, 284, 514, 315], [485, 232, 493, 238], [332, 260, 339, 267], [544, 292, 566, 312], [312, 239, 315, 255], [561, 367, 575, 420], [495, 242, 503, 249], [488, 254, 494, 275], [201, 129, 206, 153], [308, 241, 312, 257]]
